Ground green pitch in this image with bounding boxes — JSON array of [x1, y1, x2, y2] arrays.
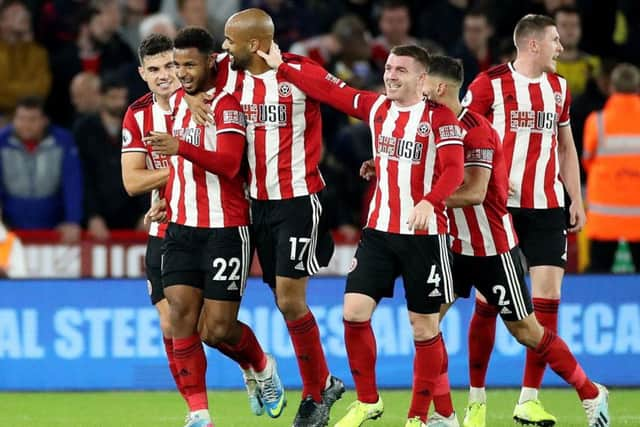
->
[[0, 388, 637, 426]]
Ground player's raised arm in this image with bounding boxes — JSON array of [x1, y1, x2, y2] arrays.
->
[[257, 41, 378, 121]]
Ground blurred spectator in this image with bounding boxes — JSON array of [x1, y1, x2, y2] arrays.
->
[[292, 14, 375, 163], [138, 12, 177, 39], [451, 9, 497, 93], [496, 36, 516, 63], [0, 96, 83, 243], [69, 72, 102, 122], [541, 0, 575, 13], [570, 57, 616, 181], [251, 0, 312, 51], [163, 0, 237, 47], [572, 0, 616, 58], [0, 219, 27, 278], [370, 0, 418, 71], [480, 0, 544, 41], [35, 0, 90, 51], [119, 0, 150, 53], [72, 74, 148, 240], [415, 0, 467, 52], [613, 0, 640, 64], [554, 6, 600, 97], [319, 154, 365, 240], [46, 3, 135, 126], [0, 0, 52, 125], [291, 14, 372, 85], [582, 63, 640, 272]]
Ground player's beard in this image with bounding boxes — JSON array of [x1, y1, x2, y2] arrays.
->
[[229, 52, 250, 71]]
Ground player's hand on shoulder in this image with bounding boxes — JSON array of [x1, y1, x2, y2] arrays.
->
[[184, 92, 213, 125], [257, 41, 284, 69], [144, 131, 179, 155]]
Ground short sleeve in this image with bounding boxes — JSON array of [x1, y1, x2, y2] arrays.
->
[[431, 105, 464, 148], [463, 126, 496, 169], [121, 107, 146, 153], [461, 73, 494, 117], [214, 93, 246, 136], [559, 85, 572, 127]]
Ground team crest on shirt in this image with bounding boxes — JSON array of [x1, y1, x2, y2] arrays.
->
[[122, 128, 132, 147], [461, 90, 472, 107], [278, 82, 292, 97], [348, 257, 358, 273], [417, 121, 431, 137], [553, 91, 563, 107]]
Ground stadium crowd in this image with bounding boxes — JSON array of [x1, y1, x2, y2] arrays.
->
[[0, 1, 635, 427], [0, 0, 637, 274]]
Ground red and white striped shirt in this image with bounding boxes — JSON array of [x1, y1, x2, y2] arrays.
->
[[121, 92, 172, 238], [462, 62, 571, 209], [448, 108, 518, 256], [215, 53, 325, 200], [165, 88, 249, 228], [277, 61, 464, 235]]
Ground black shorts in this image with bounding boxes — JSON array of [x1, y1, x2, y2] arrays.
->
[[161, 223, 251, 301], [509, 207, 567, 268], [453, 247, 533, 321], [346, 228, 454, 315], [251, 192, 334, 287], [145, 235, 165, 305]]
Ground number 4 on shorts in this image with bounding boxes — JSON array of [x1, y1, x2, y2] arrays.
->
[[427, 264, 442, 297]]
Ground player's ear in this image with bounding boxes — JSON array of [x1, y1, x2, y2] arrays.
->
[[417, 71, 426, 87], [248, 38, 259, 53]]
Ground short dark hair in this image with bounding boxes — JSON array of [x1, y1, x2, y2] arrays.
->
[[389, 44, 430, 70], [100, 71, 127, 94], [611, 63, 640, 93], [465, 8, 493, 27], [427, 55, 464, 86], [553, 5, 580, 19], [513, 14, 556, 46], [138, 33, 173, 65], [15, 96, 45, 111], [380, 0, 409, 12], [174, 26, 215, 56]]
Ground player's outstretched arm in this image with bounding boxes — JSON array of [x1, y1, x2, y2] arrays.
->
[[257, 41, 376, 121]]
